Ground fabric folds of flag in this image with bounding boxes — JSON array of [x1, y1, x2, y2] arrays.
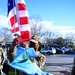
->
[[8, 0, 31, 42], [10, 47, 53, 75], [14, 46, 37, 59], [10, 47, 42, 75]]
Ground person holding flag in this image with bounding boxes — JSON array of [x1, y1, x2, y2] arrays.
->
[[29, 35, 46, 68], [7, 0, 31, 64], [9, 41, 53, 75], [7, 0, 31, 63]]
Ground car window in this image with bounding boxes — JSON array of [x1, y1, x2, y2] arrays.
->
[[49, 48, 52, 50]]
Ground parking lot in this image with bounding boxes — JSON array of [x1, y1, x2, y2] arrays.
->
[[45, 54, 75, 75]]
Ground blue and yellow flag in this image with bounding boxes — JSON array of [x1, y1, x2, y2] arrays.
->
[[14, 46, 37, 59], [10, 46, 53, 75]]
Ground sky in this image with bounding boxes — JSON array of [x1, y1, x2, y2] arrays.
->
[[0, 0, 75, 36]]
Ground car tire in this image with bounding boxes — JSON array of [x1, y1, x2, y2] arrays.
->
[[47, 52, 51, 55]]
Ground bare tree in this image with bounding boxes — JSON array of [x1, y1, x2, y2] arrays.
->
[[30, 14, 43, 37], [65, 33, 75, 41], [0, 27, 12, 44], [65, 33, 75, 47], [29, 15, 62, 43]]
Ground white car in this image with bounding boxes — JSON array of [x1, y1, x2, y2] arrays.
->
[[61, 47, 71, 54], [40, 47, 56, 55]]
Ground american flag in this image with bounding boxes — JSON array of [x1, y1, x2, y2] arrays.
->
[[8, 0, 31, 42]]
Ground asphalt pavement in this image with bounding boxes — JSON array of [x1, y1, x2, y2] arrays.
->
[[45, 54, 75, 75]]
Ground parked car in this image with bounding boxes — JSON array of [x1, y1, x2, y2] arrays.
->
[[56, 48, 63, 54], [40, 47, 56, 55], [67, 50, 75, 54], [61, 47, 72, 54]]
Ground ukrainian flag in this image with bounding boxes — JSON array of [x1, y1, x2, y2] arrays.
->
[[10, 46, 53, 75]]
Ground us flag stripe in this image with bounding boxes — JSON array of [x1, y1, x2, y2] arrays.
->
[[20, 31, 30, 41], [19, 24, 30, 31], [19, 17, 29, 25], [10, 15, 17, 26], [11, 23, 18, 30], [18, 3, 27, 10], [12, 27, 19, 33], [18, 10, 29, 17], [8, 7, 16, 20]]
